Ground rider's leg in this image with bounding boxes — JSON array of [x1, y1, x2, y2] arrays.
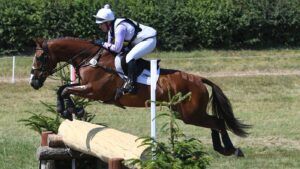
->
[[122, 59, 138, 93], [123, 37, 156, 93], [125, 37, 157, 63]]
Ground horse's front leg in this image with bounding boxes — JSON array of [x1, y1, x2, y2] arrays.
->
[[57, 84, 80, 120], [57, 84, 68, 114], [61, 84, 93, 98], [61, 84, 93, 118]]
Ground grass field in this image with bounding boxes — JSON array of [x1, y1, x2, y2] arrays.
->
[[0, 50, 300, 169]]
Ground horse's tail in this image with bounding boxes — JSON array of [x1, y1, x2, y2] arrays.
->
[[202, 78, 251, 137]]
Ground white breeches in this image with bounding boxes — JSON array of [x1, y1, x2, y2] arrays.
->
[[126, 37, 156, 63]]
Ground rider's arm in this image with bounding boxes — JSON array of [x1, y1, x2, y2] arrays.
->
[[103, 25, 126, 53]]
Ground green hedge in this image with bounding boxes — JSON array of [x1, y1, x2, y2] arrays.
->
[[0, 0, 300, 53]]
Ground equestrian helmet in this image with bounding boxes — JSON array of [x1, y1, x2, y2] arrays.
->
[[94, 4, 115, 24]]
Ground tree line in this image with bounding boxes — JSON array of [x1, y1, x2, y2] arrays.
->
[[0, 0, 299, 53]]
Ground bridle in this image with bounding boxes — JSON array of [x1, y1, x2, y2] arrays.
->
[[31, 42, 50, 78], [32, 40, 100, 79]]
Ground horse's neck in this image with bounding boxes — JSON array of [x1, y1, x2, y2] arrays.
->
[[51, 42, 98, 66]]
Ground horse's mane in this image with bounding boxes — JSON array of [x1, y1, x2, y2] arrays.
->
[[47, 36, 115, 59], [49, 36, 92, 44]]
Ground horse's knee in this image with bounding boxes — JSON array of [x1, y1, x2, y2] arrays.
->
[[57, 85, 68, 96], [61, 87, 70, 98]]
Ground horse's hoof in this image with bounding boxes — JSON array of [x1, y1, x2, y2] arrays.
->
[[61, 109, 73, 121], [75, 107, 85, 118], [234, 148, 245, 157]]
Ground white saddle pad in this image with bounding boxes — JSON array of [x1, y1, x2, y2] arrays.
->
[[114, 55, 160, 85]]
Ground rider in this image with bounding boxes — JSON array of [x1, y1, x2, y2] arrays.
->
[[93, 4, 157, 94]]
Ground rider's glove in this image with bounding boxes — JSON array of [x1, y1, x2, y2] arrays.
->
[[94, 39, 105, 46]]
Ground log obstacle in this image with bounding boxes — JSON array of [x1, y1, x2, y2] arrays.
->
[[37, 131, 103, 169], [37, 120, 149, 169], [58, 119, 148, 163]]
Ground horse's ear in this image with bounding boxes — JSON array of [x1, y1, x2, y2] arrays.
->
[[33, 37, 45, 47]]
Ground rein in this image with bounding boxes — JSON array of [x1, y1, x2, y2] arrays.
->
[[35, 40, 124, 81], [51, 45, 99, 75], [35, 40, 100, 77]]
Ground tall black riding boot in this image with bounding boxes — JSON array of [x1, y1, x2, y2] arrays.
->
[[122, 59, 137, 94]]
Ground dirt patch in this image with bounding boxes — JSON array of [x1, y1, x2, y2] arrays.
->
[[240, 136, 300, 150]]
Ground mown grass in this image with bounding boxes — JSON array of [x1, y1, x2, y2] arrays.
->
[[151, 50, 300, 73], [0, 49, 300, 169]]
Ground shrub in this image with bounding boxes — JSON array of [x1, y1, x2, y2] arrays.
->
[[1, 0, 300, 53]]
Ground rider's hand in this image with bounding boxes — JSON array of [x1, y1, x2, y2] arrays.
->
[[94, 39, 105, 46]]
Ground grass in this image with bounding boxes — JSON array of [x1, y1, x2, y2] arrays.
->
[[151, 50, 300, 73], [0, 56, 33, 80], [0, 49, 300, 169]]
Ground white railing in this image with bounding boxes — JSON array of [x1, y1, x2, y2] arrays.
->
[[0, 56, 16, 83]]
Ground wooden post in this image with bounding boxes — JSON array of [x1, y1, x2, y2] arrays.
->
[[41, 131, 53, 146], [108, 158, 127, 169], [39, 160, 55, 169], [12, 56, 15, 84]]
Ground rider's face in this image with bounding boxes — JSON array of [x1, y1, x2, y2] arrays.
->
[[99, 22, 110, 32]]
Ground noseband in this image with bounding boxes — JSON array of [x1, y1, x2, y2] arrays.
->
[[31, 41, 50, 77]]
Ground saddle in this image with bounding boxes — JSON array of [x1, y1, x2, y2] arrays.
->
[[89, 51, 160, 85], [120, 56, 160, 77]]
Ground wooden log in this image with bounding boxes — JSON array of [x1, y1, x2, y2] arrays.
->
[[37, 146, 94, 160], [58, 120, 148, 163], [48, 134, 65, 148]]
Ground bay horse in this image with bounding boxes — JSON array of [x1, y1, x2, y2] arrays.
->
[[30, 37, 250, 157]]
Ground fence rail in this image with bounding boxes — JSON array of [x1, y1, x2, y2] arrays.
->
[[0, 56, 32, 83]]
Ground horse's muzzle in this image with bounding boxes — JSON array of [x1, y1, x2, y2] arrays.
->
[[30, 78, 44, 90]]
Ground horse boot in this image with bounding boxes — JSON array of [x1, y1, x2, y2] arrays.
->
[[74, 106, 85, 118], [122, 59, 137, 94]]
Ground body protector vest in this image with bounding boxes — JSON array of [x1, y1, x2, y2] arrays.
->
[[110, 18, 157, 48]]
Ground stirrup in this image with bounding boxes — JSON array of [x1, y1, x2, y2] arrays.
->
[[114, 80, 137, 100], [114, 86, 137, 100], [122, 80, 137, 94]]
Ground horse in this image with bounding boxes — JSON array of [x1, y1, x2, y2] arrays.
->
[[30, 37, 250, 157]]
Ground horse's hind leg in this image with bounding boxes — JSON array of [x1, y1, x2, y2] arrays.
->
[[220, 130, 245, 157], [211, 129, 244, 157], [184, 113, 243, 156]]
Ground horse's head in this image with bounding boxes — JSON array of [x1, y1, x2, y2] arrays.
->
[[30, 37, 105, 90], [30, 38, 56, 90]]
